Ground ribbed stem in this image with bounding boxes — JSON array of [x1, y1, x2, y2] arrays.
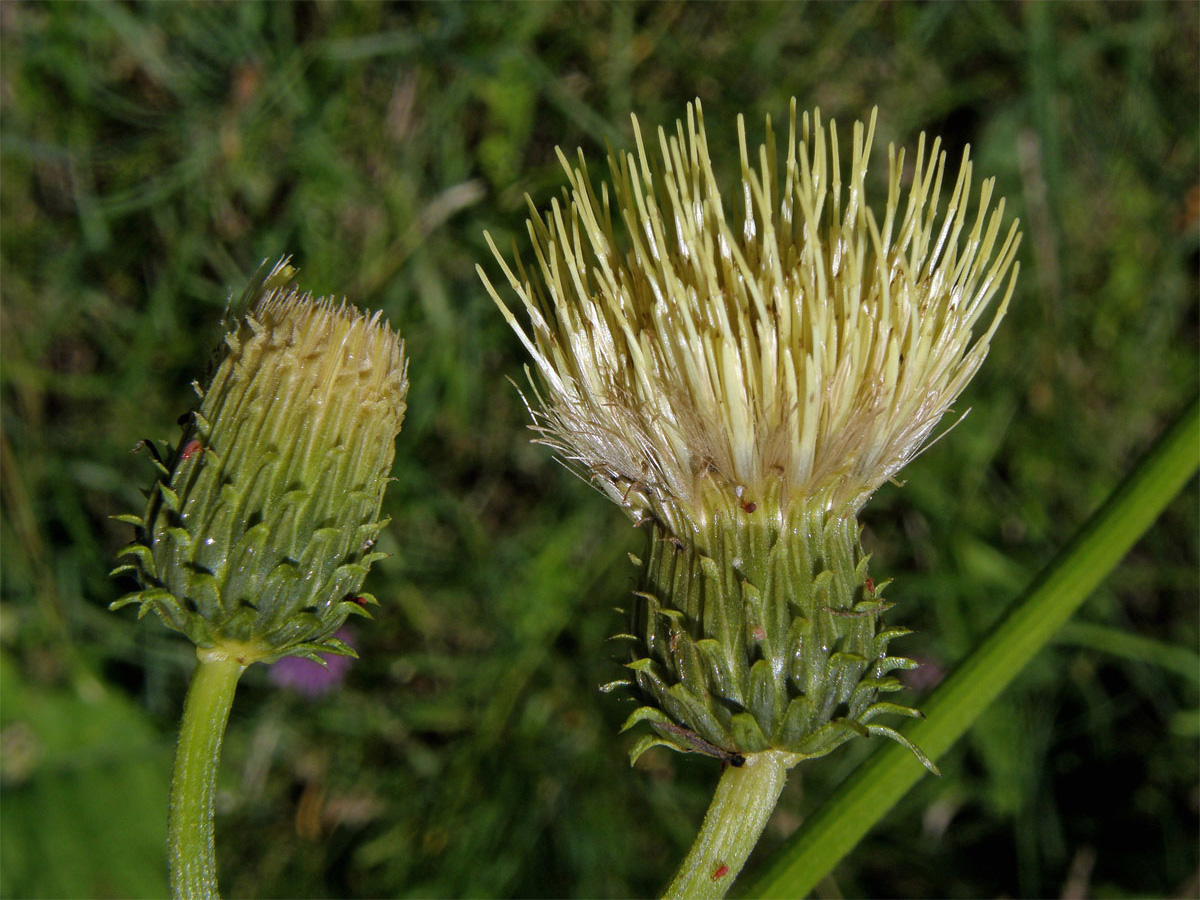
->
[[169, 652, 244, 900], [662, 749, 794, 900]]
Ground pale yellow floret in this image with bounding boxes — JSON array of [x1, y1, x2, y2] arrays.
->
[[480, 99, 1021, 535], [249, 277, 409, 408]]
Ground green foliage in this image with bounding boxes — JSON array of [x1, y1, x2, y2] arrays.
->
[[2, 2, 1195, 898], [0, 653, 171, 899]]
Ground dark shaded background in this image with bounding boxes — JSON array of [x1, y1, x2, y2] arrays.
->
[[2, 3, 1197, 897]]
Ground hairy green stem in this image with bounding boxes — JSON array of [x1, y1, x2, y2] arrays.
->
[[169, 652, 245, 900], [663, 749, 794, 900], [747, 394, 1200, 898]]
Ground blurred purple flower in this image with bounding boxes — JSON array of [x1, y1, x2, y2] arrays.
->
[[899, 653, 946, 693], [269, 629, 355, 697]]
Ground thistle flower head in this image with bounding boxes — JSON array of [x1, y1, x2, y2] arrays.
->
[[481, 99, 1020, 534], [112, 260, 408, 664]]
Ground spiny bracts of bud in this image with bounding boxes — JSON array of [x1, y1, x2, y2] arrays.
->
[[480, 98, 1020, 536], [111, 259, 408, 665]]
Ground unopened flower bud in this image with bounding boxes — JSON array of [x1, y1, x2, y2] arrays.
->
[[111, 259, 408, 665]]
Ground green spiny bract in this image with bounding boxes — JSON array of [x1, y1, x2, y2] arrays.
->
[[607, 500, 935, 772], [111, 260, 409, 665]]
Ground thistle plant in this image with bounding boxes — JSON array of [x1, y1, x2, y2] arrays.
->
[[479, 99, 1020, 898], [111, 259, 408, 899]]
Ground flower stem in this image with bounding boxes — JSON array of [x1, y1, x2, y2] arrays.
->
[[662, 749, 795, 900], [169, 651, 245, 900]]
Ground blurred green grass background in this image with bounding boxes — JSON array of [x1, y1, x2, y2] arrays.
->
[[1, 2, 1196, 897]]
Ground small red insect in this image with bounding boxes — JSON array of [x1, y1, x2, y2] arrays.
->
[[865, 577, 876, 595], [711, 864, 730, 881], [180, 439, 203, 461], [350, 596, 369, 607], [740, 500, 757, 513]]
